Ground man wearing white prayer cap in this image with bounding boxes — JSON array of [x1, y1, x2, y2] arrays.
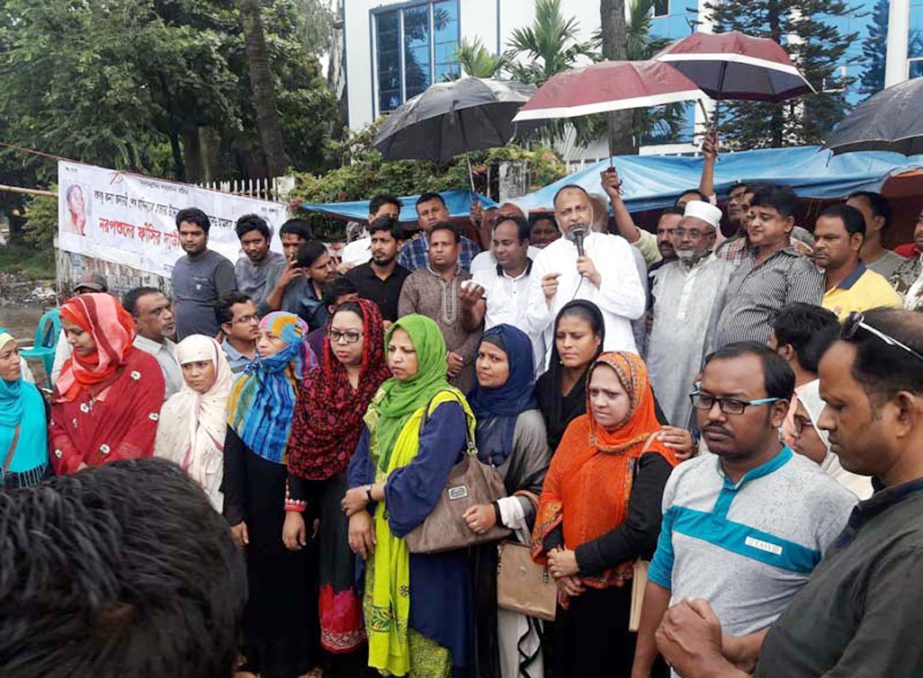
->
[[646, 200, 738, 427]]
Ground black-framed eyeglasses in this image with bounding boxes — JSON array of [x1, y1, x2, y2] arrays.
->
[[329, 329, 363, 344], [841, 312, 923, 364], [689, 391, 781, 416]]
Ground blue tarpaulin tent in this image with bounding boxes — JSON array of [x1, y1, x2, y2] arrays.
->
[[299, 189, 497, 222], [513, 146, 923, 213]]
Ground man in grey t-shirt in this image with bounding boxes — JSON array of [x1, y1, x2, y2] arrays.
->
[[171, 207, 237, 340]]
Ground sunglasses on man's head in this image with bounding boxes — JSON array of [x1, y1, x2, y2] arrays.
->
[[841, 312, 923, 365]]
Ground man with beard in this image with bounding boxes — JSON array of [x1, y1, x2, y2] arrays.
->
[[339, 193, 402, 269], [646, 201, 736, 428], [631, 343, 857, 678], [345, 215, 409, 324], [602, 167, 682, 269], [651, 309, 923, 678], [171, 208, 238, 340], [527, 184, 645, 365]]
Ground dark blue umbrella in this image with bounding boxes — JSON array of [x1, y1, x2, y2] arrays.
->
[[825, 78, 923, 156]]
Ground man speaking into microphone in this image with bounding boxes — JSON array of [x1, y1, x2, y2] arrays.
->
[[526, 184, 646, 371]]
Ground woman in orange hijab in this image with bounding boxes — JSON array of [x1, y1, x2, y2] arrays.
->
[[50, 293, 165, 474], [532, 352, 678, 678]]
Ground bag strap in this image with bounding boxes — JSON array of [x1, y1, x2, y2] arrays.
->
[[513, 489, 541, 512], [631, 431, 661, 484], [3, 425, 21, 475], [420, 389, 478, 457]]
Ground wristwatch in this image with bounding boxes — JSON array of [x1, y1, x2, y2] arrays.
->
[[365, 484, 374, 503]]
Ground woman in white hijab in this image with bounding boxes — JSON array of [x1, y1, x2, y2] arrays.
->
[[155, 335, 234, 511], [791, 379, 873, 500]]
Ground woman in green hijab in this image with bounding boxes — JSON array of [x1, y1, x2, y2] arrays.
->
[[343, 314, 476, 677]]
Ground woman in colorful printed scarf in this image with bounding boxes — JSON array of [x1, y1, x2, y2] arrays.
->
[[284, 299, 391, 677], [50, 293, 165, 474], [223, 311, 318, 678], [343, 314, 475, 677], [0, 328, 50, 488], [532, 352, 678, 678]]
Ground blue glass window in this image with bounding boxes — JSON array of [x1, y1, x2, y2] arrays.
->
[[374, 1, 460, 115], [910, 1, 923, 58], [376, 11, 402, 113], [433, 0, 460, 81], [403, 5, 431, 99], [654, 0, 669, 17]]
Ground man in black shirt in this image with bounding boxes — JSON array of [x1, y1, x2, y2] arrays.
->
[[652, 307, 923, 678], [345, 216, 409, 325]]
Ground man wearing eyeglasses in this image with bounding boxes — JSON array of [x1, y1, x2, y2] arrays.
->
[[632, 342, 857, 678], [646, 201, 736, 428], [652, 309, 923, 678], [215, 291, 259, 374]]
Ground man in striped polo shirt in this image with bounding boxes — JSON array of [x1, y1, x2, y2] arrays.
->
[[632, 342, 856, 678]]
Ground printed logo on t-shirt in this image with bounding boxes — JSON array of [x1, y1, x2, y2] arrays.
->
[[745, 535, 783, 556]]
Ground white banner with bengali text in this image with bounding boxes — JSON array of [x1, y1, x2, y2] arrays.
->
[[57, 161, 288, 278]]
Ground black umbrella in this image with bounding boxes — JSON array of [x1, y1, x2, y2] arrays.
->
[[373, 77, 535, 190], [825, 78, 923, 155]]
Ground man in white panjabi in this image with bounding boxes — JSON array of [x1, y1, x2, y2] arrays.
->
[[647, 201, 736, 427], [526, 184, 646, 365]]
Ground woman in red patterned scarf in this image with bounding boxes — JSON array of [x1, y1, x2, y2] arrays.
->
[[284, 299, 390, 676], [50, 292, 165, 473]]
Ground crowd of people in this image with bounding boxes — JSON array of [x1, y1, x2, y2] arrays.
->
[[2, 131, 923, 678]]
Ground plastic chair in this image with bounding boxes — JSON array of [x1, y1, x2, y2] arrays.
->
[[19, 308, 61, 389]]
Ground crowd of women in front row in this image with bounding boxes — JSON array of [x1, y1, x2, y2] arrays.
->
[[1, 290, 748, 678]]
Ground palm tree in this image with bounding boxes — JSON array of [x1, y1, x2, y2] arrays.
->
[[623, 0, 687, 145], [453, 37, 510, 79], [506, 0, 600, 86], [505, 0, 603, 145]]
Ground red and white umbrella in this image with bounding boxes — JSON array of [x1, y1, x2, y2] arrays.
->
[[511, 60, 704, 123], [655, 31, 814, 102]]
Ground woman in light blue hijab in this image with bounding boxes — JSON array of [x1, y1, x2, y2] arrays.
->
[[0, 328, 49, 488]]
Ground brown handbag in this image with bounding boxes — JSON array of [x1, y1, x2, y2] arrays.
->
[[496, 490, 557, 621], [404, 393, 511, 554], [497, 540, 557, 621], [629, 432, 660, 632]]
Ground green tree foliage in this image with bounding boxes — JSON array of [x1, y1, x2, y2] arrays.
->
[[623, 0, 687, 146], [21, 188, 58, 253], [506, 0, 600, 86], [0, 0, 335, 184], [704, 0, 857, 148], [454, 38, 511, 79], [290, 122, 566, 205], [858, 0, 889, 101]]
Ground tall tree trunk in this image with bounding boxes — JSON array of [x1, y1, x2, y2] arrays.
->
[[600, 0, 636, 156], [240, 0, 290, 177]]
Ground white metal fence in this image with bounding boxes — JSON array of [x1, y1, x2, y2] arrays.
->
[[196, 176, 296, 203]]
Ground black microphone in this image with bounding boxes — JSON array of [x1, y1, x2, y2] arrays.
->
[[572, 227, 586, 258]]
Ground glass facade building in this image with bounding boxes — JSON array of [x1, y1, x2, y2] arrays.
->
[[374, 0, 460, 115]]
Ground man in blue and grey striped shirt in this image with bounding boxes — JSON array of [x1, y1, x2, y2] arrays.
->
[[632, 342, 856, 678]]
